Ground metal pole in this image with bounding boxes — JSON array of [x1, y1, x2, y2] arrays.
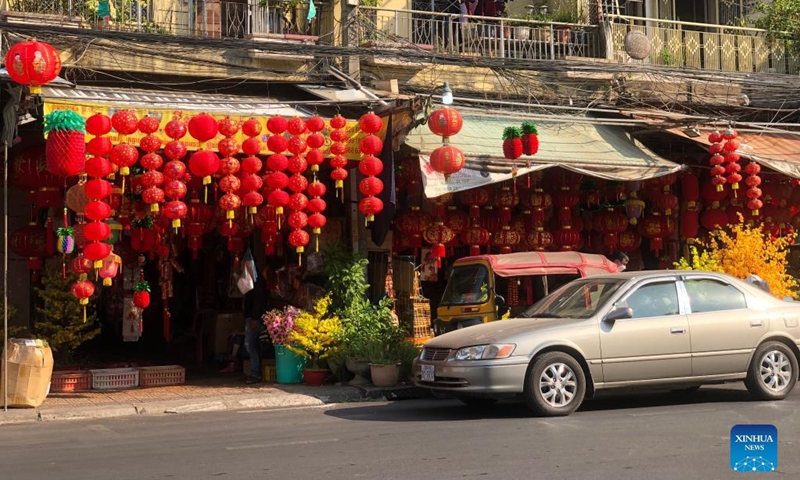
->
[[4, 142, 8, 412]]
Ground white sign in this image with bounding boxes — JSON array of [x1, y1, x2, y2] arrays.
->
[[419, 155, 550, 199]]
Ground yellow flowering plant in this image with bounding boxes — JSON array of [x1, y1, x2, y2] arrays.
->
[[675, 220, 798, 299], [286, 295, 344, 370]]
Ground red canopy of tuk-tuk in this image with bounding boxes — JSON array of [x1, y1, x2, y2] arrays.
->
[[455, 252, 619, 278]]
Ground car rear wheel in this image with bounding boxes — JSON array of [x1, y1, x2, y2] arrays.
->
[[745, 341, 798, 400], [524, 352, 586, 417], [457, 396, 498, 408]]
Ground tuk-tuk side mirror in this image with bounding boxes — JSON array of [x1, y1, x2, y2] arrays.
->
[[495, 293, 509, 317]]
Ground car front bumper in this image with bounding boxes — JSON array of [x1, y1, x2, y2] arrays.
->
[[413, 357, 529, 394]]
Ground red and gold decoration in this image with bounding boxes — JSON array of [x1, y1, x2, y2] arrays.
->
[[140, 116, 165, 213], [722, 127, 742, 192], [217, 117, 242, 225], [493, 225, 522, 254], [461, 223, 491, 256], [82, 153, 113, 272], [133, 281, 151, 309], [424, 220, 456, 267], [744, 160, 763, 216], [98, 251, 121, 287], [357, 112, 384, 224], [9, 222, 48, 280], [4, 39, 62, 94], [188, 113, 220, 199], [305, 116, 326, 174], [306, 179, 327, 252], [428, 106, 465, 180], [707, 129, 726, 192], [109, 110, 139, 191]]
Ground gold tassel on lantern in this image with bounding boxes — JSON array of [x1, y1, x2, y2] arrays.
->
[[80, 298, 88, 323]]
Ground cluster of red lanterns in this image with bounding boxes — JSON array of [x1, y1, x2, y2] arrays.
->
[[357, 112, 384, 224]]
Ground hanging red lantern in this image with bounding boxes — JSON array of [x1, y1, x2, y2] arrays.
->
[[86, 114, 112, 137], [681, 171, 700, 211], [444, 209, 469, 237], [288, 229, 310, 260], [458, 187, 490, 219], [4, 39, 62, 91], [43, 109, 86, 177], [599, 210, 628, 248], [111, 110, 138, 136], [617, 229, 642, 252], [188, 113, 219, 145], [461, 223, 490, 256], [189, 149, 219, 187], [359, 112, 383, 136], [12, 145, 63, 193], [654, 191, 679, 216], [428, 108, 463, 138], [359, 135, 383, 156], [491, 225, 521, 254], [638, 216, 673, 254], [424, 221, 456, 266], [430, 145, 466, 180], [70, 280, 95, 320], [359, 196, 383, 223], [395, 208, 433, 249], [521, 122, 539, 157], [267, 115, 288, 135], [701, 207, 729, 231], [553, 190, 579, 227], [164, 200, 188, 229], [9, 222, 48, 277], [527, 229, 554, 251], [553, 227, 580, 251]]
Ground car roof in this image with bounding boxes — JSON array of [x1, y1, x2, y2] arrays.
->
[[578, 270, 737, 282]]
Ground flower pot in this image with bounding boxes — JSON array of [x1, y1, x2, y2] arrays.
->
[[275, 345, 306, 384], [370, 363, 401, 388], [345, 356, 370, 386], [303, 368, 328, 387], [514, 27, 530, 41]]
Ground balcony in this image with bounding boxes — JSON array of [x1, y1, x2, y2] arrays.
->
[[1, 0, 325, 41], [352, 7, 800, 75]]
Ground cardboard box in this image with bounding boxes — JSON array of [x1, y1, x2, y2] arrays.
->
[[1, 339, 54, 408], [211, 312, 244, 355]]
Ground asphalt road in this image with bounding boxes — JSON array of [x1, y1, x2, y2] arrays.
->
[[0, 384, 797, 480]]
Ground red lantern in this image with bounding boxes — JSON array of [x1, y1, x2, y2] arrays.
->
[[461, 224, 491, 256], [110, 143, 138, 176], [701, 208, 728, 231], [617, 229, 642, 252], [359, 177, 384, 197], [554, 227, 581, 251], [267, 116, 288, 134], [638, 216, 673, 254], [444, 209, 469, 236], [682, 171, 700, 211], [654, 191, 679, 216], [359, 135, 383, 155], [492, 225, 521, 254], [12, 145, 63, 192], [553, 190, 579, 227], [9, 223, 48, 274], [287, 136, 307, 156], [459, 187, 490, 219], [84, 241, 111, 263], [111, 110, 139, 136], [86, 114, 111, 137], [681, 210, 700, 239], [430, 145, 466, 179], [395, 208, 433, 249], [288, 229, 310, 258], [70, 280, 95, 320], [287, 117, 307, 136], [4, 40, 62, 90], [359, 155, 383, 177], [189, 150, 220, 186], [358, 112, 383, 134], [359, 196, 384, 223], [424, 221, 456, 266], [164, 200, 188, 229], [527, 229, 554, 251], [428, 108, 463, 138], [188, 113, 219, 144]]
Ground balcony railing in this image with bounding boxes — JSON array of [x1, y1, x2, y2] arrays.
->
[[352, 7, 603, 61], [2, 0, 324, 40], [609, 15, 800, 74]]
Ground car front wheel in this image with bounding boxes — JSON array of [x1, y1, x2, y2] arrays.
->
[[745, 341, 798, 400], [524, 352, 586, 417]]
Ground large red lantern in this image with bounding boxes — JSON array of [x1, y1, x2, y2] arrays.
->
[[461, 224, 490, 256], [359, 196, 384, 224], [189, 149, 220, 187], [188, 113, 219, 145], [430, 145, 466, 180], [459, 187, 490, 219], [554, 227, 581, 251], [4, 40, 62, 92], [681, 171, 700, 211], [492, 225, 521, 254], [701, 208, 729, 231], [527, 229, 554, 251]]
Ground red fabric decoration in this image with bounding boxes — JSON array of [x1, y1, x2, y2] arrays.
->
[[46, 128, 85, 177], [287, 117, 307, 136], [359, 196, 384, 223], [84, 241, 111, 262], [138, 116, 160, 134], [330, 115, 347, 130], [111, 110, 139, 136], [424, 221, 456, 265]]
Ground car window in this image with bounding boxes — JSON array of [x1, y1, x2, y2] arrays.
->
[[523, 278, 626, 319], [623, 282, 680, 318], [684, 279, 747, 313]]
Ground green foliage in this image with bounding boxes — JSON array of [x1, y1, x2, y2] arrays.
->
[[755, 0, 800, 50], [0, 300, 24, 340], [321, 244, 405, 358], [286, 295, 343, 369], [33, 264, 100, 364], [134, 280, 151, 293], [395, 340, 421, 380], [502, 126, 522, 140], [521, 122, 538, 135]]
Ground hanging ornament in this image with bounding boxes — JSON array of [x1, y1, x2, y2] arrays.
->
[[429, 145, 465, 181], [44, 110, 86, 177], [98, 252, 121, 287], [520, 121, 539, 157], [306, 179, 327, 252], [357, 112, 385, 224], [707, 129, 727, 192], [306, 115, 326, 175], [459, 187, 490, 220], [744, 161, 763, 215], [4, 39, 62, 94], [329, 114, 348, 199], [70, 280, 95, 322], [424, 221, 456, 267], [83, 153, 113, 271], [109, 110, 139, 191], [133, 281, 151, 309], [502, 126, 523, 180], [461, 223, 491, 256]]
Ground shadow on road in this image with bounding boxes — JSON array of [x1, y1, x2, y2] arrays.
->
[[325, 386, 763, 422]]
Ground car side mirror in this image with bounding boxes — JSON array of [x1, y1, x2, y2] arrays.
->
[[604, 306, 633, 323]]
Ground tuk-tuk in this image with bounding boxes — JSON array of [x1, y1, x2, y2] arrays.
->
[[434, 251, 618, 334]]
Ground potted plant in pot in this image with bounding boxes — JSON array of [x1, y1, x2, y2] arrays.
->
[[263, 305, 305, 384], [362, 337, 401, 388], [286, 295, 343, 387]]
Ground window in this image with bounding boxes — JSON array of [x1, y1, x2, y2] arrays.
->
[[440, 265, 490, 306], [624, 282, 680, 318], [523, 278, 626, 319], [684, 279, 747, 313]]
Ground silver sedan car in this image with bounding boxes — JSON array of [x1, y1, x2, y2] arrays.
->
[[413, 270, 800, 416]]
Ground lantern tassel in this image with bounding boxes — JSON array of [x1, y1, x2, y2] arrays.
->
[[121, 176, 126, 194], [315, 235, 319, 253], [62, 260, 66, 279], [83, 305, 86, 323]]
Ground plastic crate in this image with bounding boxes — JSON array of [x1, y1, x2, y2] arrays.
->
[[50, 371, 92, 392], [89, 368, 139, 390], [137, 365, 186, 387], [263, 364, 277, 383]]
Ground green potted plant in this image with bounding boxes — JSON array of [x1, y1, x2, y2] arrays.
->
[[362, 337, 402, 388], [552, 9, 578, 44], [286, 295, 343, 386], [263, 305, 305, 384]]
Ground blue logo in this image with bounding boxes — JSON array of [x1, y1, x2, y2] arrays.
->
[[730, 424, 778, 472]]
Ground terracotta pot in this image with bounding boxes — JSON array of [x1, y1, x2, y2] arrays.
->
[[303, 368, 328, 387], [370, 363, 401, 388], [345, 356, 371, 386]]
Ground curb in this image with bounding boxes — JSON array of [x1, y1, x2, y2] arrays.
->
[[0, 384, 392, 425]]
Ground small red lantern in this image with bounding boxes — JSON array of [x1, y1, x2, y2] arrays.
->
[[492, 225, 521, 254], [358, 112, 383, 134], [461, 224, 490, 256], [359, 196, 384, 223], [359, 135, 383, 155], [70, 280, 95, 320], [527, 229, 554, 251], [396, 208, 433, 249], [459, 187, 490, 219], [288, 229, 310, 264], [424, 221, 456, 266], [427, 108, 463, 138], [188, 113, 219, 145], [554, 227, 581, 251], [4, 39, 62, 92]]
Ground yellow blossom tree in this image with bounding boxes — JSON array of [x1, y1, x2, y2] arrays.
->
[[675, 221, 798, 299], [287, 295, 343, 369]]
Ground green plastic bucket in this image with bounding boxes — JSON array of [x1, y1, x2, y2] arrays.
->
[[275, 345, 306, 384]]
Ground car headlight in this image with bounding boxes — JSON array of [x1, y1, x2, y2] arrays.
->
[[449, 344, 516, 361]]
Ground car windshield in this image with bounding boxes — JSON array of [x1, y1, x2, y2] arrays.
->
[[440, 265, 490, 306], [522, 278, 626, 319]]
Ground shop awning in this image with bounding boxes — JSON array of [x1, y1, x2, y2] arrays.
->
[[405, 114, 686, 198], [40, 85, 308, 117], [669, 128, 800, 179]]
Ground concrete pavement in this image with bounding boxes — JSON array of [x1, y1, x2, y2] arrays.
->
[[0, 383, 796, 480], [0, 379, 408, 425]]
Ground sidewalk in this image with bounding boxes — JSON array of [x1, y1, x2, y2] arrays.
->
[[0, 376, 414, 426]]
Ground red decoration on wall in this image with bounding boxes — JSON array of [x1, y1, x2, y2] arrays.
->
[[458, 187, 490, 220], [424, 221, 456, 266]]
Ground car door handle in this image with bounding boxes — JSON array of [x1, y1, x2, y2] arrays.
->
[[670, 327, 686, 334], [750, 320, 763, 327]]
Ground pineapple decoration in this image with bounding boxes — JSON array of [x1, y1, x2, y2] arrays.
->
[[139, 115, 165, 214], [217, 117, 243, 227], [329, 114, 349, 199], [520, 122, 539, 188], [56, 226, 75, 278], [109, 110, 140, 192], [133, 280, 151, 309], [502, 126, 523, 191]]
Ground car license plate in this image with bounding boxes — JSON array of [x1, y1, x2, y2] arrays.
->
[[421, 364, 435, 382]]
